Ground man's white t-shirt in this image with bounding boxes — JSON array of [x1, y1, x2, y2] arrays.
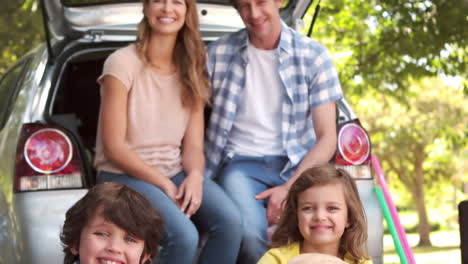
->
[[225, 42, 286, 156]]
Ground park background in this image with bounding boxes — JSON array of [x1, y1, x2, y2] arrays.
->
[[1, 0, 466, 263]]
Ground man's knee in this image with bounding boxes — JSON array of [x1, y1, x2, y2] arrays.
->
[[222, 208, 243, 231], [238, 228, 269, 264], [242, 222, 268, 247], [164, 224, 199, 250]]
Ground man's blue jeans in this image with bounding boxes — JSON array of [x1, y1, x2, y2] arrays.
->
[[217, 155, 289, 264], [97, 171, 242, 264]]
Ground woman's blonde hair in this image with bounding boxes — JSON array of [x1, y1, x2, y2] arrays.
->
[[271, 165, 369, 264], [135, 0, 210, 108]]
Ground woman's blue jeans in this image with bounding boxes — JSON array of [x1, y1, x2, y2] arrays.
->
[[217, 155, 289, 264], [97, 171, 242, 264]]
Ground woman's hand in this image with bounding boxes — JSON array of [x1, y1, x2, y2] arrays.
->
[[160, 179, 181, 208], [176, 172, 204, 217]]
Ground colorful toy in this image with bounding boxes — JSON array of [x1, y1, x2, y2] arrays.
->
[[372, 155, 416, 264]]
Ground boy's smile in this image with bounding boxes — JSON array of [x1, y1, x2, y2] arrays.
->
[[71, 213, 150, 264]]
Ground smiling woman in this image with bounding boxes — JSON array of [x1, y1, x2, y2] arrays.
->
[[92, 0, 243, 263]]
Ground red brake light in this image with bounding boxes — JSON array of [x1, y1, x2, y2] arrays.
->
[[15, 124, 83, 192], [337, 123, 370, 165], [24, 129, 73, 174]]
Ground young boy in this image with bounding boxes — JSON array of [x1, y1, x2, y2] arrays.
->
[[60, 182, 163, 264]]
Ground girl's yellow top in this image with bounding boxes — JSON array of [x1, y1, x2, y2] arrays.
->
[[257, 242, 372, 264]]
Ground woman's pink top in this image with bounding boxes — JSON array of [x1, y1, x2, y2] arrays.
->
[[94, 44, 189, 177]]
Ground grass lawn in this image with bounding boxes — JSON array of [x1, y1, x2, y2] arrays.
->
[[383, 230, 461, 264]]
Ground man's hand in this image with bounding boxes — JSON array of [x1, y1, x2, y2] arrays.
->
[[255, 184, 289, 226]]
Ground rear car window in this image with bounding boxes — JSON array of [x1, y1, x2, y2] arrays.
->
[[0, 61, 28, 131]]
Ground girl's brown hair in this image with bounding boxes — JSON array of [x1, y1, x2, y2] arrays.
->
[[60, 183, 164, 264], [136, 0, 210, 109], [271, 165, 368, 264]]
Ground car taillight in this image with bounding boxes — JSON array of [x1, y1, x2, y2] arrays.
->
[[25, 129, 72, 173], [335, 164, 372, 179], [15, 124, 83, 192], [334, 120, 372, 179]]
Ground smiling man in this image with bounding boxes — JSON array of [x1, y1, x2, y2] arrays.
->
[[205, 0, 343, 262]]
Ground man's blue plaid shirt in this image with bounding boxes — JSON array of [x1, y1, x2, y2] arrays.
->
[[204, 21, 343, 180]]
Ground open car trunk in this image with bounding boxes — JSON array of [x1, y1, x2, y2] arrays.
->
[[50, 45, 122, 185], [41, 0, 312, 61]]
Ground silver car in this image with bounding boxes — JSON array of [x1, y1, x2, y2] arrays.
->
[[0, 0, 383, 263]]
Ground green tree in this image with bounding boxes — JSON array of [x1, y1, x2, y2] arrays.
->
[[303, 0, 468, 98], [355, 78, 467, 246], [0, 0, 43, 74]]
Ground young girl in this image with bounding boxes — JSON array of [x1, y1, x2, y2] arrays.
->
[[93, 0, 242, 263], [258, 165, 370, 264], [60, 182, 164, 264]]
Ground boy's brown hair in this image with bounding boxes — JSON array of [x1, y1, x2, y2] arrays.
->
[[271, 165, 368, 264], [60, 182, 164, 264]]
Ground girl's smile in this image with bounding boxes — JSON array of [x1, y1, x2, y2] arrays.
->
[[297, 183, 350, 256]]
